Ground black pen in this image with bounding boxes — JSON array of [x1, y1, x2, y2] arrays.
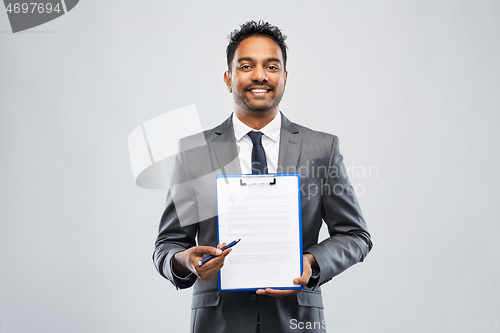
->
[[197, 239, 241, 266]]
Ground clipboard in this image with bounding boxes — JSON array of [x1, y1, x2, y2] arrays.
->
[[216, 173, 303, 292]]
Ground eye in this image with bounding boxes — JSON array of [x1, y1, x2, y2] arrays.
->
[[267, 65, 279, 71], [239, 65, 252, 70]]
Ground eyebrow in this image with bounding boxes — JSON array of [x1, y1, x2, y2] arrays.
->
[[237, 57, 282, 64]]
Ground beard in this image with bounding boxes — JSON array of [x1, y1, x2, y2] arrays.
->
[[234, 83, 285, 113]]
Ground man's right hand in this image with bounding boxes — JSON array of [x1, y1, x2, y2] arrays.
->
[[172, 243, 231, 281]]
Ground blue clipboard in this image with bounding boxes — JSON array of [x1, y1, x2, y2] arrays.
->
[[216, 173, 303, 292]]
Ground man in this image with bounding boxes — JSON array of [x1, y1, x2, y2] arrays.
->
[[153, 21, 372, 333]]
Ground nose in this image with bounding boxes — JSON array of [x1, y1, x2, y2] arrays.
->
[[251, 65, 267, 82]]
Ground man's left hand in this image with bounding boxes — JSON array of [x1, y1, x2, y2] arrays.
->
[[256, 253, 317, 297]]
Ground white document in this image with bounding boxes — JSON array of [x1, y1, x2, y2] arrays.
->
[[216, 174, 303, 291]]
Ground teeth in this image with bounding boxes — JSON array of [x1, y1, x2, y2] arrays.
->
[[251, 89, 268, 93]]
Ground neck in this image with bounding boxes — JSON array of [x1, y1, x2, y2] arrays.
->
[[234, 108, 279, 130]]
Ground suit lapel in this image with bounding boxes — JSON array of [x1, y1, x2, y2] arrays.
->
[[211, 115, 242, 175], [211, 112, 301, 174], [278, 113, 302, 171]]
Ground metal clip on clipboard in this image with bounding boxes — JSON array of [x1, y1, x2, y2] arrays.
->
[[240, 174, 276, 186]]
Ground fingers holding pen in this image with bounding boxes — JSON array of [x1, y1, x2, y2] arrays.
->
[[190, 244, 231, 281]]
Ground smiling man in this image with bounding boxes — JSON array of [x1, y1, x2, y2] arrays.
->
[[224, 34, 287, 129], [154, 21, 372, 333]]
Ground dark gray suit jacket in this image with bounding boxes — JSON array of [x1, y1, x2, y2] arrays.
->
[[153, 113, 372, 333]]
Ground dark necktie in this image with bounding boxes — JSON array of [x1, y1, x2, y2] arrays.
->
[[247, 131, 268, 174]]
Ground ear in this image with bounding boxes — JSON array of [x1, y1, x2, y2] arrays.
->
[[224, 71, 232, 93], [284, 70, 288, 87]]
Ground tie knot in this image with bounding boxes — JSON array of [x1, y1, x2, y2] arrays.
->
[[247, 131, 263, 146]]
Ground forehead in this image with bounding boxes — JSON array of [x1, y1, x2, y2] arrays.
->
[[233, 36, 283, 63]]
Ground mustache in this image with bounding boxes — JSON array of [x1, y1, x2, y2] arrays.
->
[[244, 83, 274, 91]]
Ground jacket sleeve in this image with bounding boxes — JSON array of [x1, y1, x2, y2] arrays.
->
[[305, 135, 373, 289], [152, 139, 199, 289]]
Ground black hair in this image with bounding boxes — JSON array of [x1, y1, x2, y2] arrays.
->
[[226, 20, 288, 71]]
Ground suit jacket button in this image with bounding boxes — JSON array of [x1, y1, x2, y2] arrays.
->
[[250, 294, 257, 300]]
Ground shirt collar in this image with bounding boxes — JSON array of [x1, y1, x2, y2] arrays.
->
[[232, 112, 282, 143]]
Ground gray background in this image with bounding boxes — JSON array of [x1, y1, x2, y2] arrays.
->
[[1, 1, 499, 332]]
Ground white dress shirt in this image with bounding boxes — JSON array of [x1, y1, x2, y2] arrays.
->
[[232, 112, 281, 174]]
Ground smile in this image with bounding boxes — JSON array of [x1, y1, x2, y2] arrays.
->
[[248, 87, 272, 93]]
